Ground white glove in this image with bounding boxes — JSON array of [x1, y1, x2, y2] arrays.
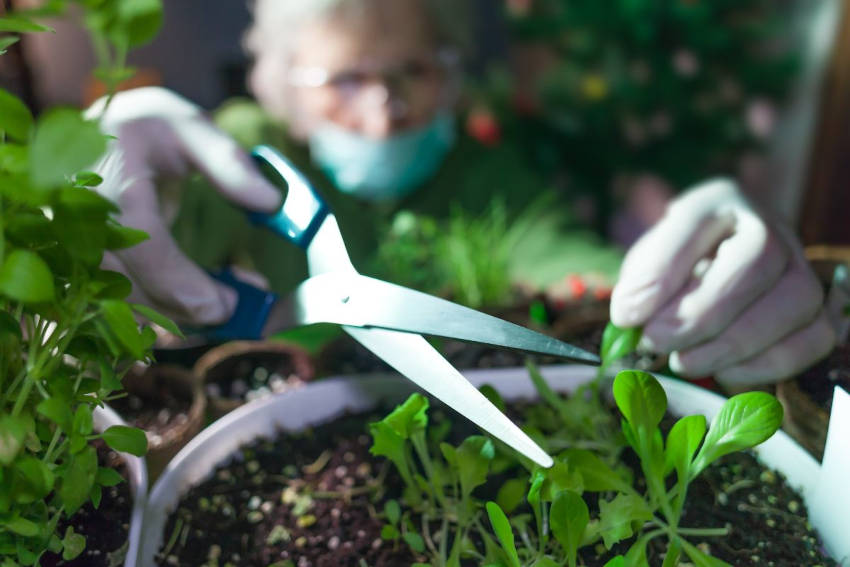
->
[[610, 178, 835, 386], [88, 87, 281, 325]]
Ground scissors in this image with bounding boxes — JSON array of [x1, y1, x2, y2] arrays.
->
[[205, 144, 600, 468]]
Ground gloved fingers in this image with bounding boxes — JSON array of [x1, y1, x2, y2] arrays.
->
[[669, 248, 824, 377], [641, 210, 788, 353], [173, 117, 282, 213], [112, 208, 238, 326], [714, 309, 836, 386], [611, 178, 744, 328]]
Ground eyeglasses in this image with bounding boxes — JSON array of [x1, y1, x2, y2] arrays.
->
[[288, 49, 459, 111]]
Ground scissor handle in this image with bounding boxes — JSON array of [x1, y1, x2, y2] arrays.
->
[[195, 268, 278, 341], [248, 145, 330, 249]]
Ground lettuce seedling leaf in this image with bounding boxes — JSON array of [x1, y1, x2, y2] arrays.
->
[[613, 370, 667, 433], [597, 493, 652, 549], [664, 414, 706, 479], [442, 436, 494, 498], [550, 490, 588, 567], [485, 501, 521, 567], [561, 449, 634, 494], [601, 322, 641, 365], [691, 392, 783, 478]]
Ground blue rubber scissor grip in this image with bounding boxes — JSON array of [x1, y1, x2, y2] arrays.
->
[[201, 268, 279, 341], [247, 145, 330, 250]]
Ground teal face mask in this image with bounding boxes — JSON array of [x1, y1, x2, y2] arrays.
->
[[308, 113, 456, 201]]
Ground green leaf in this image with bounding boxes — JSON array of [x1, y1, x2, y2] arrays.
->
[[72, 405, 93, 437], [544, 461, 584, 501], [380, 524, 399, 540], [0, 17, 53, 32], [597, 493, 653, 549], [0, 36, 20, 54], [1, 515, 38, 537], [117, 0, 163, 47], [132, 303, 183, 337], [369, 421, 412, 487], [73, 171, 103, 187], [384, 393, 429, 439], [12, 456, 55, 504], [550, 490, 589, 567], [90, 484, 102, 509], [101, 425, 147, 456], [600, 322, 641, 365], [532, 559, 560, 567], [61, 526, 85, 560], [89, 270, 132, 299], [680, 538, 733, 567], [485, 502, 521, 567], [561, 449, 634, 493], [0, 250, 55, 303], [613, 370, 667, 432], [691, 392, 783, 478], [664, 414, 706, 479], [99, 299, 144, 358], [95, 466, 124, 487], [496, 478, 527, 514], [59, 447, 97, 515], [447, 436, 494, 498], [104, 223, 149, 249], [603, 557, 626, 567], [0, 88, 33, 140], [0, 414, 31, 465], [403, 532, 425, 553], [384, 499, 401, 526], [29, 109, 107, 188]]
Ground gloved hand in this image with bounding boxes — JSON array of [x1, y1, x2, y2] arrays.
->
[[610, 178, 835, 386], [88, 87, 281, 325]]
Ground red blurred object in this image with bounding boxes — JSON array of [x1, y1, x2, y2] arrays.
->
[[566, 274, 587, 298], [466, 108, 501, 146], [689, 376, 719, 392]]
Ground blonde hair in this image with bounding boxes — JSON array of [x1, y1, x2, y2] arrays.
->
[[245, 0, 469, 125]]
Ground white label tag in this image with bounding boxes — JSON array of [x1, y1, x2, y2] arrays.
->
[[811, 386, 850, 565]]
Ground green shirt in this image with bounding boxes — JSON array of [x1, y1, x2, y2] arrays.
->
[[171, 99, 622, 297]]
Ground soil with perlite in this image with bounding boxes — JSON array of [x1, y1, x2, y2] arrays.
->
[[155, 408, 836, 567]]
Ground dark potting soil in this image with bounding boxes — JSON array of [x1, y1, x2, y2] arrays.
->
[[41, 444, 132, 567], [157, 409, 835, 567], [795, 342, 850, 410], [205, 352, 303, 403], [156, 413, 416, 567]]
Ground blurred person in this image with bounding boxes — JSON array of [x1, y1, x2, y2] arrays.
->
[[89, 0, 834, 386]]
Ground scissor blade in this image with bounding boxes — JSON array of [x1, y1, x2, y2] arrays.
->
[[295, 272, 600, 365], [344, 326, 553, 468], [305, 213, 356, 276]]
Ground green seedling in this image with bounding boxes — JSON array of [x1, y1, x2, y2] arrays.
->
[[0, 2, 165, 563], [369, 321, 785, 566]]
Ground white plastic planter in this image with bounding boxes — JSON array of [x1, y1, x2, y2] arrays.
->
[[140, 365, 840, 566], [93, 404, 148, 567]]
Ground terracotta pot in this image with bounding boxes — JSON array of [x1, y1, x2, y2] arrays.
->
[[193, 340, 315, 419], [117, 364, 206, 481], [139, 365, 839, 567]]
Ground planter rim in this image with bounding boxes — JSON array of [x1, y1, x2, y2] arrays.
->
[[141, 364, 829, 567], [93, 403, 148, 567]]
